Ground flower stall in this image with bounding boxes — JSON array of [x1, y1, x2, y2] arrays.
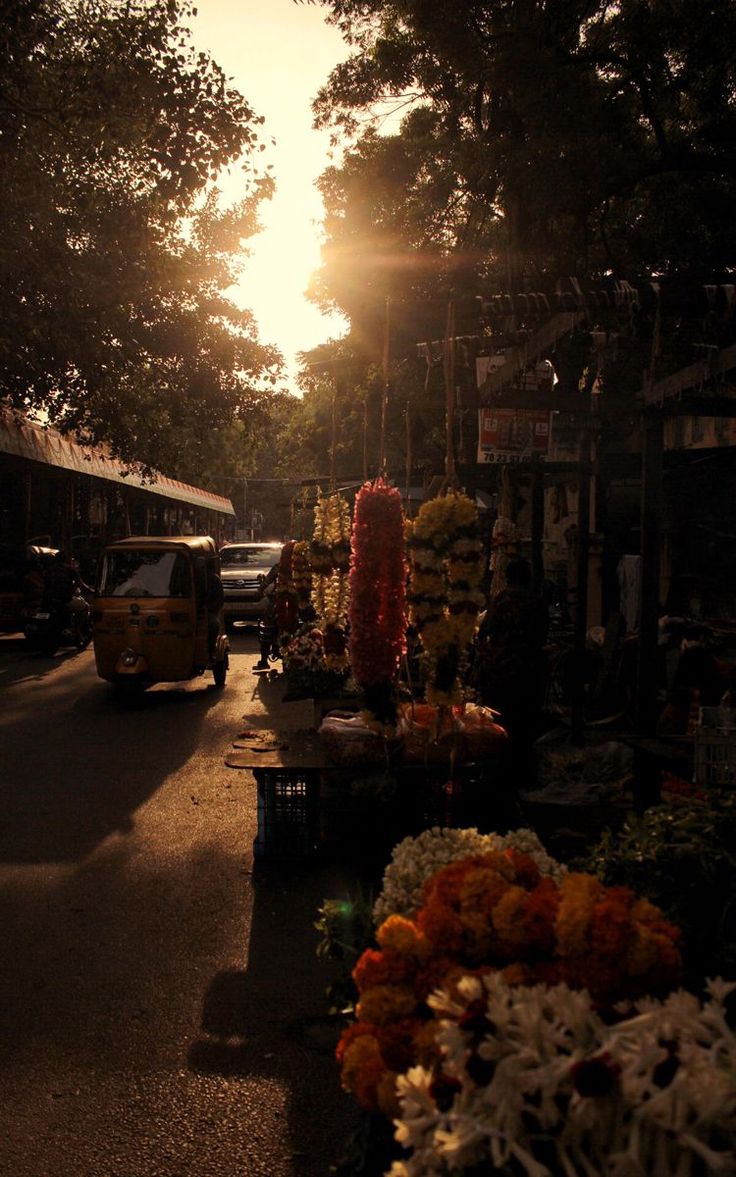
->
[[325, 825, 736, 1177]]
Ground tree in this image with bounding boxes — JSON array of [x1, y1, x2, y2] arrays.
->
[[0, 0, 282, 474], [311, 0, 736, 288]]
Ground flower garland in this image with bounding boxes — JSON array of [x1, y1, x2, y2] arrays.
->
[[290, 540, 312, 606], [406, 491, 485, 707], [311, 492, 351, 671], [336, 852, 682, 1116], [389, 974, 736, 1177], [349, 479, 407, 730], [372, 826, 567, 927], [274, 540, 299, 637]]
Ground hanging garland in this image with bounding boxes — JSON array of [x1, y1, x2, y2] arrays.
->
[[274, 540, 299, 637], [349, 479, 407, 731], [311, 492, 351, 671], [406, 490, 485, 707]]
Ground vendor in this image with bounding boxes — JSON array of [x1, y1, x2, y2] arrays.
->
[[473, 557, 549, 742]]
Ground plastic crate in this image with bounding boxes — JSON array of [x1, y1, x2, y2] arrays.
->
[[253, 769, 320, 860], [693, 707, 736, 787]]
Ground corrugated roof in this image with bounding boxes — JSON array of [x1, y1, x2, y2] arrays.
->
[[0, 410, 235, 516]]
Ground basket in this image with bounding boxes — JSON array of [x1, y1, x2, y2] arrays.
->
[[253, 769, 320, 860], [693, 707, 736, 787]]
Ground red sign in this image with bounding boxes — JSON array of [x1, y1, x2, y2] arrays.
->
[[477, 408, 551, 464]]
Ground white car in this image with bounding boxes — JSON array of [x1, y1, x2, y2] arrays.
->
[[219, 541, 282, 624]]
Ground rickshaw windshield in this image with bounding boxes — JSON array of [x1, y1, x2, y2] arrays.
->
[[99, 550, 192, 598]]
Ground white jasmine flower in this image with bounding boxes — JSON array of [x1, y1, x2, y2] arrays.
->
[[388, 974, 736, 1177], [373, 826, 566, 925]]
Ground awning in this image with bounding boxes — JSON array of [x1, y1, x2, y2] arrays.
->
[[0, 410, 235, 516]]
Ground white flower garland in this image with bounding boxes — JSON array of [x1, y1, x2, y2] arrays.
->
[[372, 826, 567, 926], [388, 974, 736, 1177], [311, 491, 351, 628]]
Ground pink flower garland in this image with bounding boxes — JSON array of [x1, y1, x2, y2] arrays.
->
[[349, 479, 407, 689]]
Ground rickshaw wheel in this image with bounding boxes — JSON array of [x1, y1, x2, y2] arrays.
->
[[213, 651, 229, 688]]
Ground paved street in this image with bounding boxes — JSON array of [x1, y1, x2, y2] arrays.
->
[[0, 628, 362, 1177]]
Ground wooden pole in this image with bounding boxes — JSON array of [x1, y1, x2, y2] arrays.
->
[[405, 400, 412, 505], [378, 296, 390, 477], [443, 299, 456, 480], [531, 454, 544, 594], [571, 428, 591, 745], [636, 412, 664, 735]]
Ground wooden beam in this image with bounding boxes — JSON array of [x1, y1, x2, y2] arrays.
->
[[641, 343, 736, 406]]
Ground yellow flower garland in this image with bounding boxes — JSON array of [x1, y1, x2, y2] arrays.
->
[[311, 491, 351, 671], [407, 491, 485, 706]]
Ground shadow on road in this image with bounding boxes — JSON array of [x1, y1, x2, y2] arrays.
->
[[0, 674, 225, 864], [187, 863, 364, 1176]]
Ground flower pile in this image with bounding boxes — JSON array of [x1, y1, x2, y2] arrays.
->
[[407, 492, 485, 707], [281, 626, 325, 674], [349, 479, 407, 730], [372, 827, 568, 927], [389, 973, 736, 1177], [337, 852, 682, 1116], [311, 492, 351, 671]]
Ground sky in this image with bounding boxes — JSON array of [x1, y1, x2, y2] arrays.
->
[[189, 0, 351, 384]]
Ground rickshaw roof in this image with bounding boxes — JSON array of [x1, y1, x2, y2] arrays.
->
[[103, 535, 217, 556]]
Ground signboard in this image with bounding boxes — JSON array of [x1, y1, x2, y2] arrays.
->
[[477, 407, 551, 464]]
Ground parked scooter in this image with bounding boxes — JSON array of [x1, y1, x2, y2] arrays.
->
[[24, 588, 93, 656]]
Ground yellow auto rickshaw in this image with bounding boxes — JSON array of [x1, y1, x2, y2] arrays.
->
[[91, 536, 229, 691]]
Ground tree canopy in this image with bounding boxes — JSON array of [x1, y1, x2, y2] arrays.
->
[[312, 0, 736, 306], [0, 0, 281, 476]]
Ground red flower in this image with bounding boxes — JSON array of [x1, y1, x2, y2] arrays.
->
[[349, 479, 406, 689]]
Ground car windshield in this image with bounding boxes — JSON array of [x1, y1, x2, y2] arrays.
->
[[99, 550, 192, 598], [220, 546, 280, 568]]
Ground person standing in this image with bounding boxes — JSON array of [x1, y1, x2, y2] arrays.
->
[[473, 557, 549, 741]]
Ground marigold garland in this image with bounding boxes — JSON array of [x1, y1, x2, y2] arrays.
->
[[407, 491, 485, 707], [349, 479, 407, 729], [336, 852, 682, 1114], [311, 492, 351, 670]]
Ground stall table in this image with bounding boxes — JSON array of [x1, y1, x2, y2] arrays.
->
[[225, 729, 516, 864]]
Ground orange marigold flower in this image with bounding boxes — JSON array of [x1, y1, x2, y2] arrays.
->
[[353, 947, 414, 992], [336, 1019, 381, 1065], [499, 962, 534, 986], [413, 1019, 442, 1068], [555, 873, 604, 958], [356, 983, 418, 1026], [490, 885, 530, 947], [376, 914, 431, 962], [418, 900, 465, 954], [376, 1017, 423, 1073], [503, 848, 542, 889], [458, 863, 514, 921], [340, 1035, 386, 1109], [376, 1070, 401, 1118], [589, 887, 636, 961], [414, 953, 458, 1000]]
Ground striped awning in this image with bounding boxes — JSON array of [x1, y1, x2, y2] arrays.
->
[[0, 410, 235, 516]]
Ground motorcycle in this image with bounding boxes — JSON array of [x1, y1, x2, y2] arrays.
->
[[24, 589, 93, 656]]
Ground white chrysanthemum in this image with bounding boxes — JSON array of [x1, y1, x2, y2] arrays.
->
[[373, 826, 566, 926], [387, 974, 736, 1177]]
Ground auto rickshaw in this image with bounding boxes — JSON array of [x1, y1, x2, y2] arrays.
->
[[0, 544, 58, 634], [91, 536, 229, 692]]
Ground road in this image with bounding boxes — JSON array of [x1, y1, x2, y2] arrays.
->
[[0, 628, 362, 1177]]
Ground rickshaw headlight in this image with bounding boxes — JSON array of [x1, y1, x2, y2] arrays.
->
[[120, 648, 138, 667]]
